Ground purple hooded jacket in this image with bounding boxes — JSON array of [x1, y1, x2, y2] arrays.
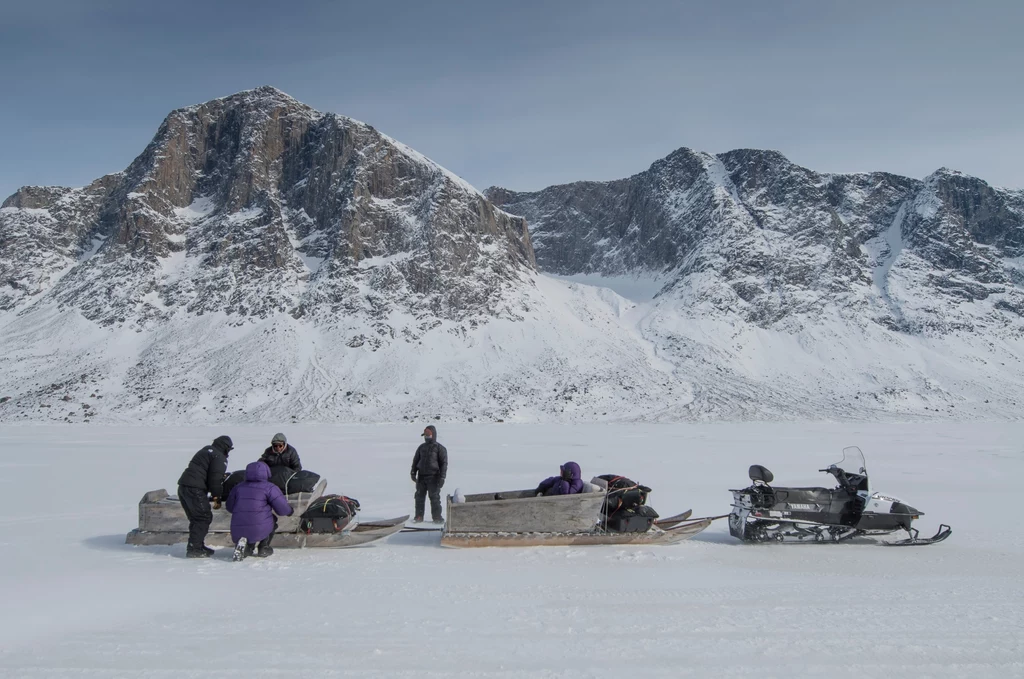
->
[[226, 461, 294, 543], [536, 461, 585, 496]]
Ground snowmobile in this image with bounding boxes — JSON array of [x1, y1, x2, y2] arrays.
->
[[728, 447, 950, 546]]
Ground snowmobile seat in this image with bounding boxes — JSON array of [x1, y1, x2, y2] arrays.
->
[[748, 465, 774, 484]]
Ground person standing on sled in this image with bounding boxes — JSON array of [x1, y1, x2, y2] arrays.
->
[[535, 461, 584, 496], [260, 432, 302, 471], [226, 461, 294, 561], [411, 425, 448, 523], [176, 435, 233, 558]]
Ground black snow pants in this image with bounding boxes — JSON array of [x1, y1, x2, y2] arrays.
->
[[415, 476, 443, 520], [178, 485, 213, 547], [262, 516, 278, 548]]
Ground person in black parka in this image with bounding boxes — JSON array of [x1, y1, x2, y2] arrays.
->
[[411, 425, 448, 523], [176, 435, 233, 558], [259, 432, 302, 471]]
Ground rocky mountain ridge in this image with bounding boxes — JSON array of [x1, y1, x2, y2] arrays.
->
[[487, 149, 1024, 335], [2, 86, 534, 330]]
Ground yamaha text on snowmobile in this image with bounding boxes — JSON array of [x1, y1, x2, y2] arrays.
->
[[728, 447, 951, 546]]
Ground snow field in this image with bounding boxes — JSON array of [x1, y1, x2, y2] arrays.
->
[[0, 421, 1021, 677]]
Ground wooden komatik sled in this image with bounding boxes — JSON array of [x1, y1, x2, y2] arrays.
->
[[125, 479, 407, 549], [440, 488, 714, 547]]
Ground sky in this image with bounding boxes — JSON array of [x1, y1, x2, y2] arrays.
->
[[1, 0, 1021, 202]]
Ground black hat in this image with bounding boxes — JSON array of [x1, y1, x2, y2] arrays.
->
[[213, 435, 234, 452]]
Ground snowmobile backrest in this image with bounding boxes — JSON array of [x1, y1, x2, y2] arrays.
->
[[748, 465, 774, 484]]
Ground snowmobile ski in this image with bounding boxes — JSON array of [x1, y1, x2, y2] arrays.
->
[[882, 524, 952, 546]]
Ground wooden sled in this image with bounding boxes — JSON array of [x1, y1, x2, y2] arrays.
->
[[440, 488, 714, 548], [124, 480, 405, 549]]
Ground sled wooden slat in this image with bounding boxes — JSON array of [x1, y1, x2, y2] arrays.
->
[[136, 479, 327, 533], [446, 488, 606, 534], [124, 515, 408, 549], [440, 518, 714, 548]]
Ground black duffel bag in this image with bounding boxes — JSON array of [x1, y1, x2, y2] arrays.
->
[[268, 466, 321, 495], [299, 494, 361, 534], [596, 474, 656, 517], [221, 470, 247, 499], [604, 508, 657, 533]]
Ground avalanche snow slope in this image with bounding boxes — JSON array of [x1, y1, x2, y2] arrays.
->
[[0, 422, 1020, 678], [637, 299, 1024, 420], [0, 274, 679, 423]]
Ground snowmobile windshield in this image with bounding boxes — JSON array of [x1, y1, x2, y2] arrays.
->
[[829, 446, 869, 492]]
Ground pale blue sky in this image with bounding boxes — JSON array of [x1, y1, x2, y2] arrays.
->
[[1, 0, 1021, 201]]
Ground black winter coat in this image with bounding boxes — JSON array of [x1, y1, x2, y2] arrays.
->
[[177, 442, 230, 498], [412, 442, 448, 481], [260, 444, 302, 471]]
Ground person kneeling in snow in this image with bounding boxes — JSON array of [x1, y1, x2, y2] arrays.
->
[[535, 461, 584, 496], [226, 461, 294, 560]]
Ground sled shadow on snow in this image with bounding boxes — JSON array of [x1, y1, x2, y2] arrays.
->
[[84, 531, 442, 556], [84, 534, 232, 559], [689, 530, 736, 545], [84, 534, 179, 556]]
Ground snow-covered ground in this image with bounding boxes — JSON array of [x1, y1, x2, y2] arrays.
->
[[4, 272, 1024, 425], [1, 421, 1021, 677]]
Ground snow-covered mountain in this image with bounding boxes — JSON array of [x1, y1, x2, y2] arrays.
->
[[2, 88, 1023, 423], [0, 88, 681, 423], [485, 149, 1024, 421]]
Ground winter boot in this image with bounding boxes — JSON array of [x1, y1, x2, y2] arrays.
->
[[432, 517, 444, 524], [232, 537, 248, 562], [202, 545, 215, 557], [254, 531, 275, 557], [414, 515, 424, 523], [186, 543, 211, 558]]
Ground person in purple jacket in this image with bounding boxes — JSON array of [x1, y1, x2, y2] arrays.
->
[[225, 461, 294, 561], [535, 461, 585, 496]]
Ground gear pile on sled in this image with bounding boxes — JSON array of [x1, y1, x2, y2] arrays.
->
[[125, 478, 407, 549]]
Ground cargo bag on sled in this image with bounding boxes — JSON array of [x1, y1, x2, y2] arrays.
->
[[593, 475, 659, 533], [222, 467, 322, 498], [299, 494, 361, 534], [268, 467, 322, 494]]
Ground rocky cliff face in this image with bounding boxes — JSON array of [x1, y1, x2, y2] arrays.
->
[[487, 149, 1024, 334], [1, 86, 534, 328]]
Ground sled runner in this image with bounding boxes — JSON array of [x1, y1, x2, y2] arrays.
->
[[728, 446, 952, 547], [124, 481, 406, 549], [440, 488, 712, 547]]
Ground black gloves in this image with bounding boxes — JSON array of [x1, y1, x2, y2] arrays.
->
[[410, 471, 418, 483]]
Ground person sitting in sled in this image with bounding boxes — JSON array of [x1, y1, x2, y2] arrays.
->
[[225, 461, 294, 560], [535, 461, 584, 496], [259, 432, 302, 471]]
